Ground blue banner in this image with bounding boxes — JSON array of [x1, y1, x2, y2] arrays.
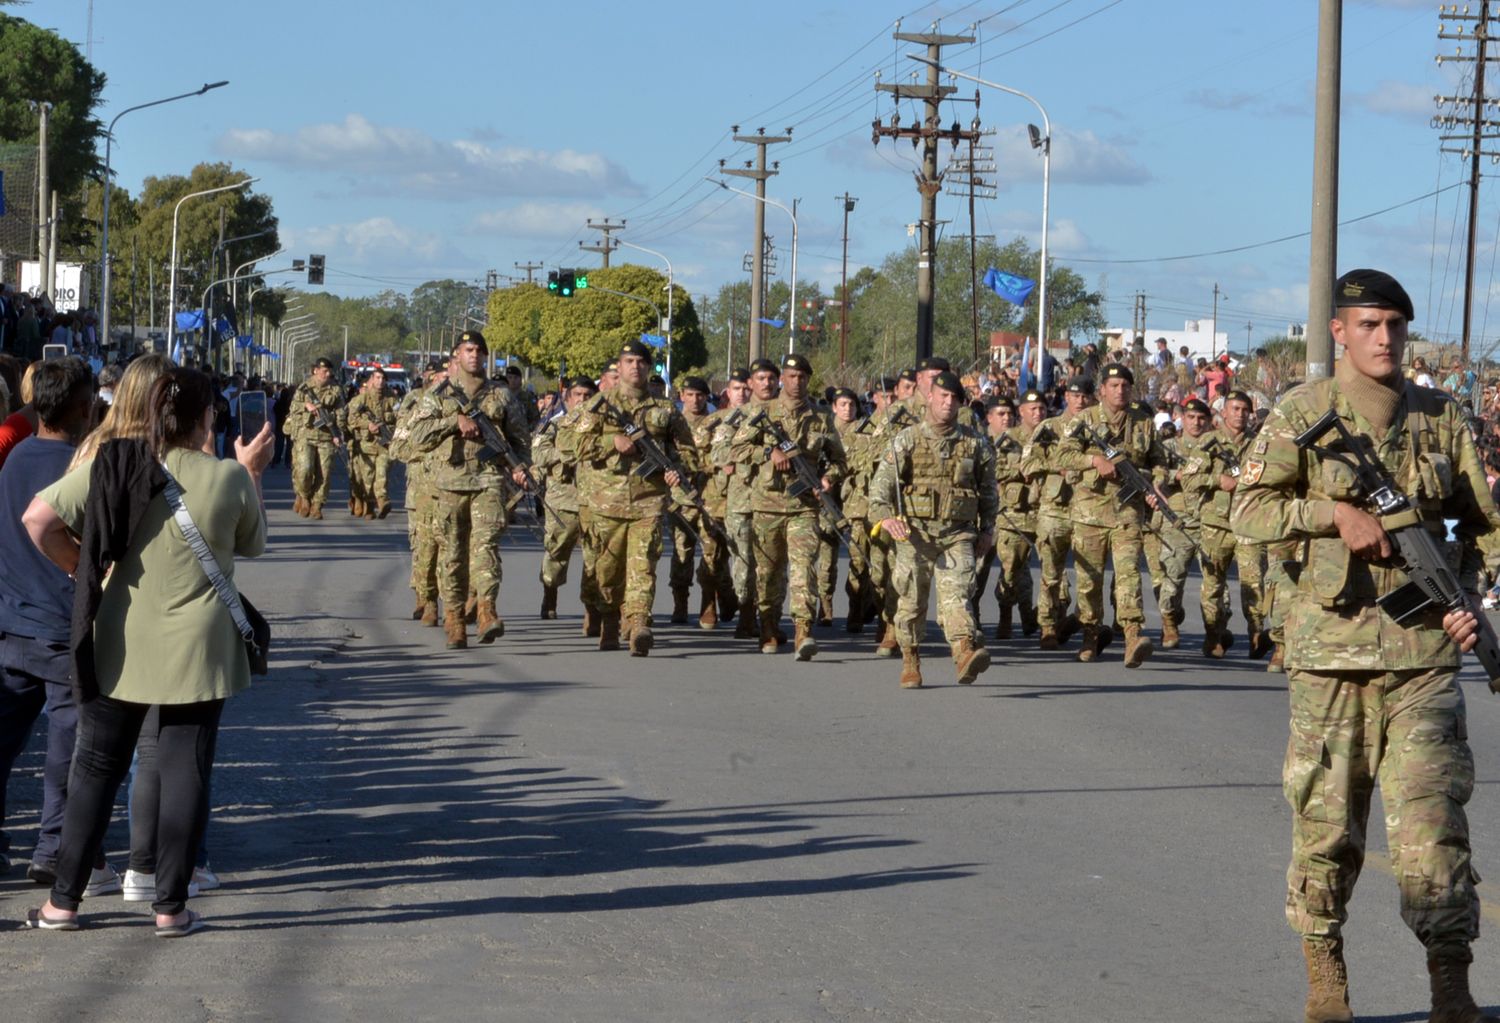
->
[[982, 267, 1037, 307], [757, 317, 785, 328], [175, 310, 205, 331], [640, 333, 666, 348], [236, 334, 253, 349]]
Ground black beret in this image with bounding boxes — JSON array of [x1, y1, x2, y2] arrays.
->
[[505, 365, 522, 378], [1128, 400, 1150, 414], [1102, 363, 1134, 385], [424, 360, 445, 375], [782, 352, 813, 374], [750, 358, 780, 376], [602, 359, 619, 374], [680, 375, 710, 393], [897, 368, 917, 384], [648, 373, 664, 384], [831, 387, 858, 403], [312, 356, 336, 370], [930, 370, 965, 397], [1224, 389, 1254, 406], [1019, 388, 1046, 405], [1334, 268, 1414, 321], [917, 355, 951, 373], [729, 367, 751, 383], [1182, 398, 1210, 414], [455, 329, 487, 353], [1065, 376, 1095, 395], [620, 339, 651, 360], [987, 396, 1017, 413], [573, 377, 599, 394], [877, 376, 897, 392]]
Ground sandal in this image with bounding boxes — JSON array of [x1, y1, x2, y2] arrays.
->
[[155, 910, 206, 938], [24, 906, 80, 931]]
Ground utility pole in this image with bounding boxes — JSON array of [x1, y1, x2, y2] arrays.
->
[[835, 193, 858, 365], [1436, 1, 1498, 367], [723, 127, 792, 364], [32, 100, 52, 294], [580, 218, 625, 267], [946, 123, 994, 360], [1132, 292, 1148, 342], [1245, 320, 1254, 360], [485, 269, 499, 292], [874, 24, 976, 362], [513, 260, 543, 285], [1306, 0, 1341, 379], [1212, 283, 1226, 360]]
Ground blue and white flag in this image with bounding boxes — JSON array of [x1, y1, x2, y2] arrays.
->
[[640, 333, 666, 348], [1017, 338, 1034, 392], [757, 317, 785, 328], [982, 267, 1036, 307]]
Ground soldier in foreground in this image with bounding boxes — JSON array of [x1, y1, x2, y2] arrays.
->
[[870, 370, 996, 688], [290, 356, 346, 519], [392, 361, 445, 625], [670, 377, 720, 626], [1232, 269, 1500, 1023], [1157, 398, 1215, 650], [1024, 378, 1092, 650], [533, 376, 600, 623]]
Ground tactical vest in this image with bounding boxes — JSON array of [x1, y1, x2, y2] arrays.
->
[[903, 428, 985, 523]]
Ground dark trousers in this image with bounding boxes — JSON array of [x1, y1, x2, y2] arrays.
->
[[128, 706, 211, 873], [51, 695, 222, 915], [0, 665, 78, 865]]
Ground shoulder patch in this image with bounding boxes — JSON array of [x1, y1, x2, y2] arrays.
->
[[1241, 459, 1265, 487]]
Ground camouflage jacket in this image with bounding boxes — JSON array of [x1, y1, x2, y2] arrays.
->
[[835, 414, 880, 521], [289, 380, 345, 444], [1192, 427, 1256, 530], [1021, 411, 1078, 523], [531, 407, 581, 513], [345, 390, 396, 455], [993, 422, 1039, 533], [892, 388, 981, 433], [1050, 404, 1168, 527], [404, 374, 531, 493], [729, 395, 847, 516], [574, 384, 697, 519], [708, 404, 755, 515], [1230, 374, 1500, 671], [869, 420, 998, 536], [1165, 429, 1221, 524], [689, 407, 736, 519]]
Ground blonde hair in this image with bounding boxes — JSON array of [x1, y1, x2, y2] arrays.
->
[[19, 361, 38, 405], [70, 354, 174, 468]]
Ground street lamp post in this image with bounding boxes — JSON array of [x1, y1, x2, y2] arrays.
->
[[615, 239, 675, 389], [167, 177, 256, 365], [99, 81, 228, 349], [908, 57, 1050, 386], [707, 178, 799, 354], [205, 249, 284, 372]]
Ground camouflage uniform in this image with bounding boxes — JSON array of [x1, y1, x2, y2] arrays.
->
[[867, 403, 920, 635], [1023, 413, 1077, 636], [345, 387, 397, 515], [534, 408, 600, 614], [390, 393, 441, 614], [1231, 371, 1500, 958], [984, 423, 1038, 630], [835, 413, 881, 628], [869, 419, 997, 655], [1196, 427, 1265, 643], [712, 405, 758, 625], [290, 378, 346, 511], [670, 407, 729, 618], [1157, 430, 1216, 632]]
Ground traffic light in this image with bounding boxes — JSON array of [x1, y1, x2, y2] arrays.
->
[[574, 271, 588, 291], [654, 359, 665, 375], [308, 254, 325, 285], [547, 268, 580, 297]]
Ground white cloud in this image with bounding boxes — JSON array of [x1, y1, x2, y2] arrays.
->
[[282, 217, 464, 269], [472, 202, 608, 238], [991, 123, 1152, 187], [217, 114, 642, 200], [1352, 80, 1438, 119]]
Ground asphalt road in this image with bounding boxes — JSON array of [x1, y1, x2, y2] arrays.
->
[[3, 466, 1498, 1023]]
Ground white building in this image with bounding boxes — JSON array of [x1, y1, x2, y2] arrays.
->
[[1100, 319, 1232, 364]]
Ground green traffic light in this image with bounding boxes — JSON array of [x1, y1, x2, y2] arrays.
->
[[576, 274, 589, 289]]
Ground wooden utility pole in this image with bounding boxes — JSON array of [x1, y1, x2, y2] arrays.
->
[[724, 127, 791, 363], [835, 193, 857, 365], [873, 26, 976, 362], [946, 122, 994, 360], [1437, 1, 1498, 366], [1306, 0, 1341, 379], [514, 260, 543, 284], [580, 218, 624, 268]]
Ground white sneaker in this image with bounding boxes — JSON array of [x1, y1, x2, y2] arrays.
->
[[81, 863, 122, 898], [122, 868, 200, 902], [191, 864, 221, 891]]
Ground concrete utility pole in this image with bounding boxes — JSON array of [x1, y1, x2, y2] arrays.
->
[[875, 25, 976, 363], [723, 127, 791, 364], [1306, 0, 1341, 380], [580, 218, 625, 267], [1211, 283, 1226, 360], [836, 193, 857, 365], [32, 100, 52, 293], [1436, 1, 1498, 366], [514, 261, 543, 284]]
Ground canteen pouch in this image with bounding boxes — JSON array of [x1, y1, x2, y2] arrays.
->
[[1003, 482, 1026, 508], [1303, 535, 1353, 609], [944, 491, 980, 521], [1041, 475, 1068, 503]]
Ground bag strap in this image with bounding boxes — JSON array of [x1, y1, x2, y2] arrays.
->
[[159, 462, 257, 646]]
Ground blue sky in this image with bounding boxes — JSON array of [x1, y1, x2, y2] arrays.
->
[[39, 0, 1483, 345]]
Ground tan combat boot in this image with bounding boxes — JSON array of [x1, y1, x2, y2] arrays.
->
[[698, 587, 718, 630], [351, 496, 365, 518], [293, 495, 307, 516], [463, 595, 477, 625], [309, 503, 324, 520], [598, 614, 622, 651], [444, 610, 467, 650], [759, 613, 780, 655], [1301, 938, 1352, 1023], [953, 638, 990, 684], [1161, 619, 1180, 650], [899, 647, 923, 689], [540, 586, 558, 620], [476, 600, 504, 644], [1038, 628, 1060, 650], [364, 503, 377, 521], [670, 587, 689, 625], [1075, 625, 1100, 663], [734, 600, 759, 640], [793, 621, 818, 661], [1123, 624, 1154, 669], [629, 615, 654, 657], [876, 625, 900, 658], [994, 604, 1013, 640], [420, 602, 439, 627], [1428, 950, 1499, 1023], [1203, 620, 1224, 658]]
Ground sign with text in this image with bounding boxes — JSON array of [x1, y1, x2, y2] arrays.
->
[[20, 261, 88, 312]]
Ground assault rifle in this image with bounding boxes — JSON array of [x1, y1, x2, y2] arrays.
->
[[1075, 421, 1194, 553], [310, 403, 352, 477], [1295, 407, 1500, 690], [1203, 437, 1242, 478], [442, 381, 554, 539], [747, 410, 853, 549]]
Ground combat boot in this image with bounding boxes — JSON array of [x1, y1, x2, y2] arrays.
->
[[899, 647, 923, 689], [364, 503, 377, 521], [309, 503, 324, 520], [844, 584, 864, 633], [698, 587, 718, 630], [994, 604, 1013, 640], [420, 602, 439, 627], [734, 599, 759, 640], [598, 613, 622, 651], [876, 625, 900, 658], [463, 596, 477, 625], [582, 606, 601, 638], [1428, 950, 1499, 1023], [1123, 624, 1154, 669], [718, 591, 738, 623], [759, 613, 780, 655], [873, 617, 887, 644], [1268, 644, 1285, 673], [953, 638, 990, 684], [1161, 620, 1180, 650], [773, 622, 788, 646], [377, 501, 392, 520], [628, 616, 654, 657], [540, 585, 558, 620], [671, 586, 690, 625], [1019, 602, 1038, 637], [1095, 626, 1114, 655], [351, 496, 366, 518], [1250, 629, 1273, 660], [1076, 625, 1100, 663], [1301, 938, 1352, 1023], [443, 610, 467, 650], [1203, 620, 1225, 658], [1058, 613, 1080, 645], [293, 495, 307, 517], [1038, 629, 1060, 651], [476, 600, 504, 644], [817, 597, 834, 628], [412, 597, 425, 621], [794, 621, 818, 661], [1221, 629, 1236, 652]]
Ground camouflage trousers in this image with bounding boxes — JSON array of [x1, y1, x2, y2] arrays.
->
[[893, 524, 980, 650], [349, 444, 390, 509], [669, 508, 730, 596], [753, 510, 821, 626], [726, 509, 758, 608], [1143, 517, 1165, 593], [541, 506, 601, 611], [590, 511, 663, 620], [1200, 525, 1264, 633], [814, 527, 839, 602], [986, 527, 1035, 611], [1157, 521, 1203, 629], [1036, 513, 1075, 629], [1284, 666, 1480, 955], [408, 485, 442, 602], [843, 517, 875, 615], [1073, 521, 1145, 627], [292, 439, 338, 508], [1263, 540, 1300, 644], [435, 487, 507, 610], [868, 527, 899, 625]]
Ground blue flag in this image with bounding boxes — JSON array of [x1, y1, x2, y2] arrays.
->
[[983, 267, 1036, 307], [640, 333, 666, 348], [757, 317, 785, 328]]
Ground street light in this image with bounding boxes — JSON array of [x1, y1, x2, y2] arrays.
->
[[908, 56, 1051, 385], [707, 178, 800, 353], [615, 239, 674, 388], [99, 80, 229, 348], [167, 177, 257, 364]]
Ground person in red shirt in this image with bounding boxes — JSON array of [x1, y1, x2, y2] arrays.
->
[[0, 362, 39, 472]]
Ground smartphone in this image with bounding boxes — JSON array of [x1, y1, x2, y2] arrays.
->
[[238, 390, 268, 441], [42, 344, 68, 361]]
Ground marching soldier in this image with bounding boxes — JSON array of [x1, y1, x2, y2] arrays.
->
[[533, 376, 601, 623], [729, 353, 846, 660], [1192, 390, 1259, 657], [1024, 377, 1093, 649], [717, 363, 775, 641], [1220, 389, 1271, 657], [391, 361, 445, 626], [670, 376, 727, 627], [1231, 268, 1500, 1023], [1157, 398, 1216, 650], [833, 387, 878, 632], [572, 340, 698, 656], [867, 370, 921, 655], [290, 356, 346, 519], [990, 389, 1044, 639], [565, 359, 619, 638], [345, 367, 397, 519], [870, 370, 997, 688], [405, 330, 531, 649]]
